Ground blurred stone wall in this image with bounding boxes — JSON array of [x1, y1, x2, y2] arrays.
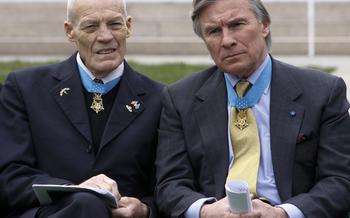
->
[[0, 1, 349, 56]]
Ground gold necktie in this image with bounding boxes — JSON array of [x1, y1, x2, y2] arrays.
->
[[226, 81, 260, 196]]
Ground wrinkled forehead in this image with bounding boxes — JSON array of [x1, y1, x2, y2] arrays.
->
[[73, 0, 125, 23], [74, 0, 125, 17]]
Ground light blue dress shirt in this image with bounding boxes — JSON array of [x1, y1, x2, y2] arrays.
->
[[76, 53, 124, 84], [185, 55, 305, 218]]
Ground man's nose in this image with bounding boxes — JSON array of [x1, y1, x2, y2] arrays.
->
[[97, 25, 114, 42], [221, 28, 236, 48]]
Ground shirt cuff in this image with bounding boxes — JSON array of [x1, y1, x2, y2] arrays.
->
[[184, 197, 216, 218], [277, 203, 305, 218]]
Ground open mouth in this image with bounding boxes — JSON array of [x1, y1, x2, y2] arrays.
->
[[96, 48, 116, 55]]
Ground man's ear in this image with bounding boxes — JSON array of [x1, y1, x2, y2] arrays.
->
[[261, 20, 270, 37], [64, 21, 75, 42], [126, 16, 132, 38]]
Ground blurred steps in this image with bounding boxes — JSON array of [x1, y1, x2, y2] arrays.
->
[[0, 1, 349, 56]]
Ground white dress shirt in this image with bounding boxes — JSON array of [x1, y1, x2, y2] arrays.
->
[[76, 53, 124, 83]]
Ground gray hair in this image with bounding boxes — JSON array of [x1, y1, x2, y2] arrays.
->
[[191, 0, 271, 49], [67, 0, 127, 23]]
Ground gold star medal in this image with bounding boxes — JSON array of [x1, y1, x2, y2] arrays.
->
[[234, 109, 249, 130], [91, 93, 104, 113]]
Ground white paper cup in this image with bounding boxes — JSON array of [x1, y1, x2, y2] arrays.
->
[[225, 180, 252, 213]]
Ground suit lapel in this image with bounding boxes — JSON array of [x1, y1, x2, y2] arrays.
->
[[51, 55, 92, 144], [99, 63, 145, 151], [269, 59, 304, 201], [194, 68, 229, 198]]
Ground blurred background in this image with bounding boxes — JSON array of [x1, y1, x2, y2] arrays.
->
[[0, 0, 349, 96]]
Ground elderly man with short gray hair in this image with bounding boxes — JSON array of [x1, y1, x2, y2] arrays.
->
[[0, 0, 163, 217]]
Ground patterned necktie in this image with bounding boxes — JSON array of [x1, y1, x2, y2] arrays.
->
[[90, 79, 105, 114], [92, 78, 104, 92], [226, 81, 261, 196]]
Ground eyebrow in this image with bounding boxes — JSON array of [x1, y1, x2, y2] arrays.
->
[[225, 16, 248, 25], [207, 16, 248, 27], [108, 17, 125, 22], [79, 16, 124, 25]]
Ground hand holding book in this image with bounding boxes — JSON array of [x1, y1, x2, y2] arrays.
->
[[32, 184, 118, 208]]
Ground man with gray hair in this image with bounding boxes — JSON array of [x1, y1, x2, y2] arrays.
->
[[0, 0, 163, 217], [155, 0, 350, 217]]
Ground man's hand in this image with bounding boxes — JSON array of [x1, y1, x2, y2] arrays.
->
[[252, 199, 288, 218], [111, 197, 149, 218], [200, 197, 261, 218], [78, 174, 121, 201]]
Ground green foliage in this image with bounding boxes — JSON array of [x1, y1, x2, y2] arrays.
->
[[305, 65, 337, 74], [128, 61, 209, 84], [0, 61, 57, 82], [0, 61, 210, 84], [0, 74, 6, 82], [0, 61, 336, 84]]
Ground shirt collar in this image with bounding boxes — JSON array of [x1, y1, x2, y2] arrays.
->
[[76, 53, 124, 84], [224, 54, 270, 88]]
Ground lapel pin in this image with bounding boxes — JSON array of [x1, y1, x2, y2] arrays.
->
[[289, 111, 296, 117], [59, 88, 70, 96], [126, 105, 133, 112], [131, 100, 140, 110], [126, 100, 141, 113]]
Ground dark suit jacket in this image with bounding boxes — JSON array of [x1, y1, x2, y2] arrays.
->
[[0, 54, 164, 217], [0, 82, 9, 217], [155, 58, 350, 218]]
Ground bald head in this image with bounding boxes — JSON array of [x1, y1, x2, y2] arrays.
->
[[66, 0, 127, 23]]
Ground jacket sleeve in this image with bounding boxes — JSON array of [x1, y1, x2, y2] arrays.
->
[[0, 73, 71, 210], [155, 87, 206, 218], [286, 77, 350, 218]]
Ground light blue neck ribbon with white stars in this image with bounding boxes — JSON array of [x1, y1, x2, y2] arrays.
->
[[224, 56, 272, 109], [78, 65, 121, 95]]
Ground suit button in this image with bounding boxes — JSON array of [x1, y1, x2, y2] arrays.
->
[[86, 145, 93, 154]]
